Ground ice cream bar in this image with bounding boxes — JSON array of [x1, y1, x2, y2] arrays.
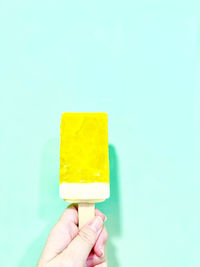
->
[[59, 112, 110, 227]]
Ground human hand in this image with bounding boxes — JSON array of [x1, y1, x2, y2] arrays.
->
[[37, 204, 108, 267]]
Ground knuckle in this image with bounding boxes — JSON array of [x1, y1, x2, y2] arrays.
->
[[78, 227, 96, 246]]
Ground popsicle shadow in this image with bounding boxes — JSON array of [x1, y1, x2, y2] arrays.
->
[[97, 144, 121, 267]]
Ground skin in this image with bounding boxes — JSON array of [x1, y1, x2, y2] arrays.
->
[[37, 204, 108, 267]]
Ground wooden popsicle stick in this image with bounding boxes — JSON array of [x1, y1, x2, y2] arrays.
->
[[78, 203, 95, 229]]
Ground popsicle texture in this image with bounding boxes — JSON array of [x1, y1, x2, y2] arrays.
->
[[59, 112, 109, 185]]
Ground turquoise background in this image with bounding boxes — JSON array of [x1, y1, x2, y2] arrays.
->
[[0, 0, 200, 266]]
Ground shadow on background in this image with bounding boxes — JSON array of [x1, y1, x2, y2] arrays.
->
[[97, 144, 121, 267], [19, 141, 121, 267]]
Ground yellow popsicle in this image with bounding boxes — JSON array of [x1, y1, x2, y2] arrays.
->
[[59, 112, 110, 202]]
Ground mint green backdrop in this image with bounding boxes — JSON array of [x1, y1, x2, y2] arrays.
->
[[0, 1, 200, 266]]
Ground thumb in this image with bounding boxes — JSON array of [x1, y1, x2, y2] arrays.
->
[[62, 216, 103, 267], [60, 216, 103, 266]]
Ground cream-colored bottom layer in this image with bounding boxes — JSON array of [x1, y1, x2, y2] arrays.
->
[[59, 182, 110, 203]]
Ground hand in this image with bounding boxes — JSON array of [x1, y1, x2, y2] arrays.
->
[[37, 204, 108, 267]]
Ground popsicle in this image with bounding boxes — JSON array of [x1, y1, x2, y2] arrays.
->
[[59, 112, 110, 228]]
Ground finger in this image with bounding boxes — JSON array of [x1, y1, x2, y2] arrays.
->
[[68, 203, 78, 211], [59, 216, 104, 265], [58, 204, 78, 226], [39, 204, 79, 263], [94, 226, 108, 257], [86, 252, 106, 267], [95, 209, 106, 222]]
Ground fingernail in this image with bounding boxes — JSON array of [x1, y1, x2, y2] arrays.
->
[[104, 215, 107, 222], [88, 216, 103, 232]]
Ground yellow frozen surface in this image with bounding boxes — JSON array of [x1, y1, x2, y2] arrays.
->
[[59, 112, 109, 184]]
